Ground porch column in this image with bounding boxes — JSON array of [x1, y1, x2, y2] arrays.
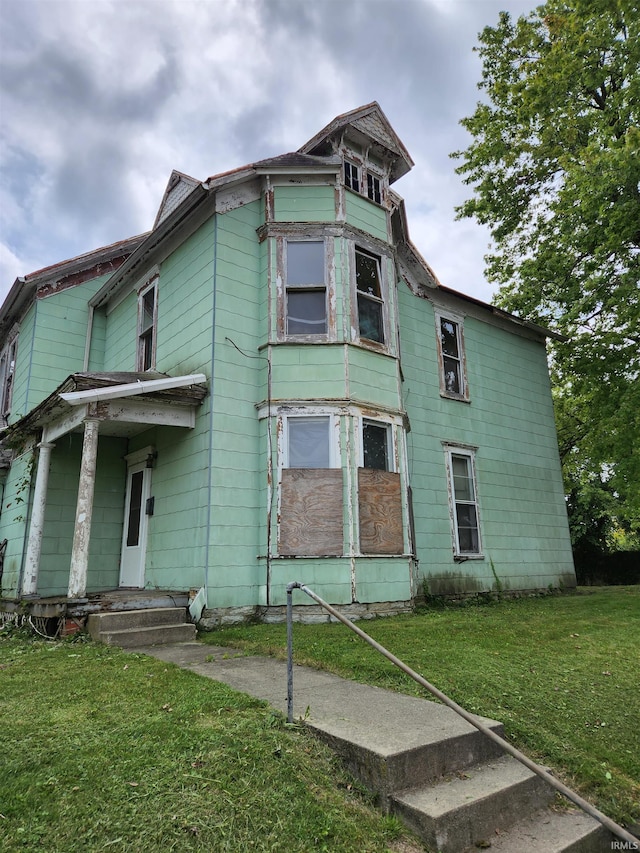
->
[[68, 418, 100, 600], [21, 440, 55, 596]]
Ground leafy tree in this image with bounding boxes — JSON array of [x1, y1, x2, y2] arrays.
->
[[453, 0, 640, 552]]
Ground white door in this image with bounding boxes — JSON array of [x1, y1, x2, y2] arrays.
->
[[119, 461, 152, 588]]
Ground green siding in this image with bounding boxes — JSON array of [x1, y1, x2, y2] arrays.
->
[[345, 192, 388, 242], [348, 346, 400, 410], [274, 185, 335, 222], [270, 345, 346, 400], [398, 281, 574, 595], [103, 291, 137, 370], [0, 448, 35, 596]]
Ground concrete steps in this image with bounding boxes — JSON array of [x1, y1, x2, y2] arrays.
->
[[87, 607, 195, 647], [133, 645, 618, 853]]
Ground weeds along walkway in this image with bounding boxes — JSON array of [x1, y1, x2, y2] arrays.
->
[[133, 641, 616, 853]]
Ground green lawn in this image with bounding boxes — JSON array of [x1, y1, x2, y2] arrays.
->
[[201, 587, 640, 828], [0, 632, 416, 853]]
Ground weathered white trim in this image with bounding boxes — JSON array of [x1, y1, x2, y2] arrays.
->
[[68, 419, 100, 599], [104, 398, 196, 429], [59, 373, 207, 405], [22, 441, 55, 595], [43, 405, 88, 443]]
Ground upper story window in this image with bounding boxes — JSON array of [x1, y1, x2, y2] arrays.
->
[[344, 160, 360, 192], [0, 334, 18, 420], [356, 248, 385, 344], [445, 446, 482, 557], [436, 313, 468, 400], [286, 240, 327, 337], [367, 173, 382, 204], [137, 278, 158, 371]]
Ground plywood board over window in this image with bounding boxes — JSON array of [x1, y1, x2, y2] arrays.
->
[[358, 469, 403, 554], [280, 468, 343, 556]]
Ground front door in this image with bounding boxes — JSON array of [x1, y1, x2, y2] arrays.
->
[[119, 461, 152, 588]]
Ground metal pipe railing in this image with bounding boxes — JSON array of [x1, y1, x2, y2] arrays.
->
[[286, 581, 638, 848]]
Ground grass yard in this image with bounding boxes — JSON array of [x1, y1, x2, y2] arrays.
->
[[202, 586, 640, 829], [0, 633, 417, 853]]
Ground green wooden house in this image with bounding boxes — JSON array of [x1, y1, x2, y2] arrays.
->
[[0, 103, 576, 630]]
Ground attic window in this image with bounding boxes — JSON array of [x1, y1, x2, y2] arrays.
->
[[344, 160, 360, 192], [436, 313, 468, 400], [367, 173, 382, 204]]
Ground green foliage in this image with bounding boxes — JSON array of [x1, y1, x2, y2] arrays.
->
[[205, 588, 640, 826], [452, 0, 640, 541]]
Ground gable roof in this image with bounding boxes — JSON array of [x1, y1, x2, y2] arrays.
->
[[0, 234, 147, 339], [298, 101, 414, 182]]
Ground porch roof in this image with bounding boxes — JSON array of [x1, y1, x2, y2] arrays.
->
[[1, 371, 209, 445]]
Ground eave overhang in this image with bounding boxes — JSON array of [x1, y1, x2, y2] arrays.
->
[[1, 372, 209, 446]]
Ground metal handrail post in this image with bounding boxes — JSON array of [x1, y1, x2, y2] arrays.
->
[[286, 581, 300, 723], [285, 580, 638, 848]]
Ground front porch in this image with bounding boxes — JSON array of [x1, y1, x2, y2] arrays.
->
[[0, 587, 192, 640]]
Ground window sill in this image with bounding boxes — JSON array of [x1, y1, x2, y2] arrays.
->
[[453, 554, 484, 562], [440, 391, 471, 404]]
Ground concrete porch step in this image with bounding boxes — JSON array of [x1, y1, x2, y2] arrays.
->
[[483, 807, 612, 853], [88, 607, 195, 647], [390, 755, 553, 852]]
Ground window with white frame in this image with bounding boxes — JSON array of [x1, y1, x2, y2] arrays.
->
[[287, 416, 332, 468], [445, 447, 482, 556], [366, 172, 382, 204], [280, 413, 342, 556], [437, 313, 468, 399], [285, 240, 327, 337], [355, 248, 385, 344], [137, 279, 158, 371], [344, 160, 360, 192], [0, 335, 18, 419], [362, 419, 392, 471]]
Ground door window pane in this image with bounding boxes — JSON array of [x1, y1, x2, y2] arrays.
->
[[126, 471, 144, 546]]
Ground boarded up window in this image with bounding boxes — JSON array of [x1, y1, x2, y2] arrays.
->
[[358, 468, 403, 555], [280, 468, 343, 556]]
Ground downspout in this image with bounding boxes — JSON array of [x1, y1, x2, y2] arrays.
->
[[203, 203, 218, 610]]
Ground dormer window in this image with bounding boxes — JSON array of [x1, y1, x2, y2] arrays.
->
[[344, 160, 360, 192], [367, 173, 382, 204]]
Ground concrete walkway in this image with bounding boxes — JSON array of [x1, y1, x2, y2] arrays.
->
[[135, 640, 504, 765], [133, 640, 613, 853]]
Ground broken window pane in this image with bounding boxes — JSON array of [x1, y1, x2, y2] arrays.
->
[[440, 318, 463, 396], [344, 161, 360, 192], [288, 417, 330, 468], [363, 421, 390, 471], [367, 173, 381, 204], [356, 250, 384, 344]]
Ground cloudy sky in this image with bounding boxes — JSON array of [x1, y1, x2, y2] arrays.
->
[[0, 0, 535, 309]]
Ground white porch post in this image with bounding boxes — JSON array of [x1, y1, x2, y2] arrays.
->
[[68, 418, 100, 600], [22, 440, 55, 596]]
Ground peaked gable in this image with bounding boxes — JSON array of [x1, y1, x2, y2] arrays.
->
[[153, 170, 201, 229], [298, 101, 414, 182]]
